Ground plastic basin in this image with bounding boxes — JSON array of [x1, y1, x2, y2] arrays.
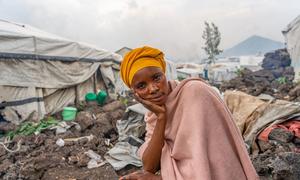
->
[[62, 107, 77, 121]]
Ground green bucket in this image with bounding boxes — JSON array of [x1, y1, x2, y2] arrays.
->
[[85, 92, 97, 102], [97, 90, 107, 106], [62, 107, 77, 121]]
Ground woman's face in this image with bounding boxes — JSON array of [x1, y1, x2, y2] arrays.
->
[[131, 66, 170, 105]]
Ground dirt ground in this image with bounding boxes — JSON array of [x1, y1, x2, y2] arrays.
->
[[1, 98, 300, 179], [0, 100, 139, 180]]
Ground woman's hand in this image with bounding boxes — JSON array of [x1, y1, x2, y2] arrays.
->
[[132, 91, 167, 173], [133, 92, 166, 118], [120, 170, 162, 180]]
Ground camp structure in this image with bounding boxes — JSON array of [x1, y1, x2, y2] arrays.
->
[[282, 15, 300, 81], [0, 19, 122, 124]]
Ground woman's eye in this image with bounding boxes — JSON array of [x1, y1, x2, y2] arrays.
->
[[154, 75, 162, 81], [137, 83, 146, 89]]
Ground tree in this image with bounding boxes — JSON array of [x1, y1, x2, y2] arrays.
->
[[202, 21, 222, 64]]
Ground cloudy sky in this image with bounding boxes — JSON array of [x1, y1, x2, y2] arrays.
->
[[0, 0, 299, 61]]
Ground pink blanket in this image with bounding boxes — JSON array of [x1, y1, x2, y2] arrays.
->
[[138, 78, 258, 180]]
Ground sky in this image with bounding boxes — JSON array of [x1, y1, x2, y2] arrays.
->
[[0, 0, 299, 61]]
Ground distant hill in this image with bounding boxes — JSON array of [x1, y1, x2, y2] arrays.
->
[[222, 35, 284, 57]]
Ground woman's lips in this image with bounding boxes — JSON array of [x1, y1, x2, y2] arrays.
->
[[150, 94, 165, 102]]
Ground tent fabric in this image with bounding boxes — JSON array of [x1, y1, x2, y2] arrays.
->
[[0, 19, 121, 123], [224, 91, 267, 134], [224, 90, 300, 152], [282, 15, 300, 81], [0, 19, 121, 61], [0, 59, 100, 88], [105, 104, 146, 170], [0, 19, 122, 88], [165, 59, 178, 81], [44, 77, 96, 115], [0, 76, 96, 122], [0, 85, 46, 124]]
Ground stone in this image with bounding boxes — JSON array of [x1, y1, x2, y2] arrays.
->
[[268, 128, 294, 143]]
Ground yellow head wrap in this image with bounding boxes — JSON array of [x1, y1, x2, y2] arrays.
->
[[120, 46, 166, 87]]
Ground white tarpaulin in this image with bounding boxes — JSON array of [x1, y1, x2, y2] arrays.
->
[[225, 90, 300, 152], [0, 19, 120, 61], [0, 59, 100, 88], [105, 103, 146, 170], [0, 19, 122, 123], [283, 15, 300, 81], [209, 63, 239, 83], [0, 19, 121, 88]]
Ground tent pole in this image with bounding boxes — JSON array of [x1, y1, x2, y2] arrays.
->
[[75, 85, 80, 106], [93, 70, 97, 94]]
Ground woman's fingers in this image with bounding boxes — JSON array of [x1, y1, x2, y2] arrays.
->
[[133, 93, 146, 104], [132, 92, 142, 103], [120, 171, 144, 180], [132, 91, 165, 114], [133, 93, 155, 108], [120, 170, 160, 180], [120, 174, 138, 180]]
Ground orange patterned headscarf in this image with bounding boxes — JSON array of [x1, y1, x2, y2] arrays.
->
[[120, 46, 166, 87]]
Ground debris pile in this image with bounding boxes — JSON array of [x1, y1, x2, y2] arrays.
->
[[252, 122, 300, 179], [221, 49, 300, 101], [224, 89, 300, 179], [0, 100, 131, 180]]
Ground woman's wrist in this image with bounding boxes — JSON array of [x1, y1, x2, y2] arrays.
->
[[155, 174, 162, 180], [157, 113, 166, 120]]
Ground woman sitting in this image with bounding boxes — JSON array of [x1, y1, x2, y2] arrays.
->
[[119, 46, 258, 180]]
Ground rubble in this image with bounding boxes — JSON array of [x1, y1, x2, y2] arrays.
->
[[252, 151, 300, 180], [250, 120, 300, 180], [220, 49, 300, 101], [0, 100, 133, 180], [268, 128, 294, 143], [253, 123, 300, 179]]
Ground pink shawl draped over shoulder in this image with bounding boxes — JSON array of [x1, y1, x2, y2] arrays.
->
[[138, 78, 258, 180]]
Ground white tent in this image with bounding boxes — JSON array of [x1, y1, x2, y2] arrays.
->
[[0, 19, 122, 123], [282, 15, 300, 81]]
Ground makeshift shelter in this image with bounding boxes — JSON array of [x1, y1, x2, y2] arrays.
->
[[0, 19, 122, 123], [224, 90, 300, 152], [283, 15, 300, 81], [176, 68, 203, 80]]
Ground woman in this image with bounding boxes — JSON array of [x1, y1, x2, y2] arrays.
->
[[119, 46, 258, 180]]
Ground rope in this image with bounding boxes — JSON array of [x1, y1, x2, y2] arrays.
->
[[0, 139, 22, 153]]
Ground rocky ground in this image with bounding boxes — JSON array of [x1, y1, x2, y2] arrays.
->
[[221, 49, 300, 179], [1, 48, 300, 179], [0, 100, 139, 180], [252, 128, 300, 179], [1, 100, 300, 179], [221, 49, 300, 101]]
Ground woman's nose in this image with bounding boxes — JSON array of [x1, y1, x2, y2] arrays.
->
[[149, 83, 159, 94]]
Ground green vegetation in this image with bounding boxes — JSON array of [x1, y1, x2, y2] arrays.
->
[[119, 96, 129, 106], [235, 68, 244, 77], [6, 117, 58, 140], [276, 76, 287, 85], [177, 75, 186, 81], [202, 21, 222, 64]]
